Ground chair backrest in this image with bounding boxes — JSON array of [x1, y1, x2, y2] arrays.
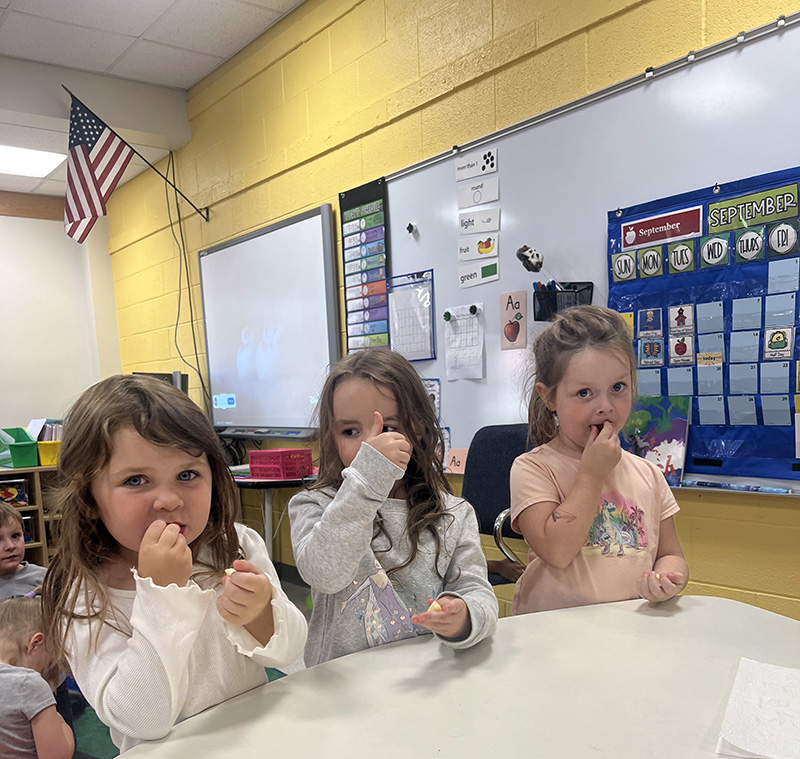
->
[[461, 424, 530, 538]]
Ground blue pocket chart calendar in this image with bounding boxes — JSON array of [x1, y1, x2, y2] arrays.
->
[[608, 164, 800, 480]]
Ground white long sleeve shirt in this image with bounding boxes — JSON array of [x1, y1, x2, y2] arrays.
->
[[66, 524, 307, 753]]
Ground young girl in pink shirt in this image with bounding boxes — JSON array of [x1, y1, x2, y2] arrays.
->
[[510, 306, 689, 614]]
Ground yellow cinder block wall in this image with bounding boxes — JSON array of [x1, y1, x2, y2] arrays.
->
[[106, 0, 800, 620]]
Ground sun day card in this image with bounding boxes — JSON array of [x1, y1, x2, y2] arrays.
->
[[500, 290, 527, 350]]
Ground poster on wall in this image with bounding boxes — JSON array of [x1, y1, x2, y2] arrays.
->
[[607, 166, 800, 481], [339, 179, 390, 353]]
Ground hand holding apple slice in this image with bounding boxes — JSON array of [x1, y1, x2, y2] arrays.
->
[[427, 599, 442, 613]]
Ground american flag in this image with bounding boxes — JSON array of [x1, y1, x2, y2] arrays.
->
[[64, 97, 135, 243]]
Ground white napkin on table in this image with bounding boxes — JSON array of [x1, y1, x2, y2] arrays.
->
[[717, 657, 800, 759]]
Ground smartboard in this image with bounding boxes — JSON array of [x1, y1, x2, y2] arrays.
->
[[198, 205, 338, 438], [387, 18, 800, 449]]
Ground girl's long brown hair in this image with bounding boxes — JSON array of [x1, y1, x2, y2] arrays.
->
[[313, 349, 453, 576], [527, 305, 637, 446], [42, 375, 240, 666]]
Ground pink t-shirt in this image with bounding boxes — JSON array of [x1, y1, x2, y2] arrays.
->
[[510, 445, 679, 614]]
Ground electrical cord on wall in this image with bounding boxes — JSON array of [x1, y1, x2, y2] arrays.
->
[[163, 151, 211, 412]]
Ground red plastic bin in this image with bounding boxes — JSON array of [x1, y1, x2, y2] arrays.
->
[[249, 448, 313, 479]]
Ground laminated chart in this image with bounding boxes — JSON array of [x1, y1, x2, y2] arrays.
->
[[340, 179, 390, 353], [608, 167, 800, 480]]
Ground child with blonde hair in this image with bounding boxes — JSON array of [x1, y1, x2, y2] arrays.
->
[[511, 306, 688, 614], [42, 375, 307, 752], [0, 596, 74, 759], [289, 349, 497, 665]]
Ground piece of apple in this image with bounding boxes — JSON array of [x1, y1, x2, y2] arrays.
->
[[427, 599, 442, 613], [224, 568, 236, 576]]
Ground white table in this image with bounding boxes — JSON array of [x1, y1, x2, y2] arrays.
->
[[126, 596, 800, 758]]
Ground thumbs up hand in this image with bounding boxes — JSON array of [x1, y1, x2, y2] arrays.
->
[[365, 411, 411, 471]]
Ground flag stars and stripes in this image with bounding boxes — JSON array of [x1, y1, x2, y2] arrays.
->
[[64, 96, 135, 244]]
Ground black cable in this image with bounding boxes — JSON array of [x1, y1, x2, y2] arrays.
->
[[163, 151, 211, 411]]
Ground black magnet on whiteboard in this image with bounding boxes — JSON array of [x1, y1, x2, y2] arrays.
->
[[406, 222, 416, 234], [644, 66, 654, 78], [452, 145, 459, 153], [736, 31, 746, 42], [443, 311, 452, 321], [469, 305, 478, 315], [687, 50, 696, 62]]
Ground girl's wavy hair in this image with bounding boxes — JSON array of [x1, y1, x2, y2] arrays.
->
[[312, 349, 453, 577], [42, 374, 240, 667], [527, 305, 637, 446]]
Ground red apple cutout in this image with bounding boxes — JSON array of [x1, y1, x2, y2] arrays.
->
[[675, 338, 687, 356], [504, 319, 520, 342]]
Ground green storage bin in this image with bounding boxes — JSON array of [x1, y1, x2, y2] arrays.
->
[[1, 428, 38, 468]]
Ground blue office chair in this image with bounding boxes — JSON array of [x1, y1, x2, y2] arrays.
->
[[461, 424, 529, 585]]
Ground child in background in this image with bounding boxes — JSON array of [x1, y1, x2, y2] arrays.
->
[[0, 502, 81, 737], [510, 306, 688, 614], [0, 596, 74, 759], [0, 502, 46, 597], [289, 349, 497, 666], [42, 375, 308, 753]]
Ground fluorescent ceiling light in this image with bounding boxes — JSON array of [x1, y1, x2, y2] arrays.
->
[[0, 145, 66, 178]]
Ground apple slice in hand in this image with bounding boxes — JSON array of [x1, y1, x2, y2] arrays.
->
[[427, 599, 442, 613]]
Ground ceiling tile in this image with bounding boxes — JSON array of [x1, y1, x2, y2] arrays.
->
[[0, 172, 40, 192], [8, 0, 175, 36], [0, 123, 67, 153], [109, 39, 222, 89], [143, 0, 280, 59], [242, 0, 303, 13], [0, 12, 135, 71]]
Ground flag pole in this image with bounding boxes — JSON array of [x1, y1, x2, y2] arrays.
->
[[62, 85, 210, 222]]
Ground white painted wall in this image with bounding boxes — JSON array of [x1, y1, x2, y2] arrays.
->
[[0, 215, 120, 427]]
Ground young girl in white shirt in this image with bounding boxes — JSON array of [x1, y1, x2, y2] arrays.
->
[[289, 349, 497, 666], [42, 375, 307, 753]]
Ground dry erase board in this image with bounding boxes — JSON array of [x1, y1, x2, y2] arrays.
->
[[386, 19, 800, 449]]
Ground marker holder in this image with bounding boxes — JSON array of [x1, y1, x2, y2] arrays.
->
[[532, 281, 593, 321]]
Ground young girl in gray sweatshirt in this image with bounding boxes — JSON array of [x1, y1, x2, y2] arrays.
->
[[289, 349, 497, 666]]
